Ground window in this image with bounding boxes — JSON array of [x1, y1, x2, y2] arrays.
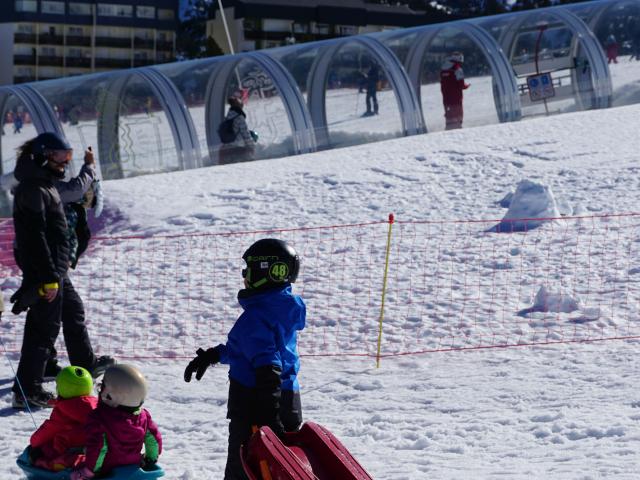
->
[[69, 2, 92, 15], [41, 47, 57, 56], [243, 18, 258, 31], [293, 23, 309, 34], [337, 25, 358, 36], [315, 24, 330, 35], [158, 9, 174, 20], [42, 1, 65, 14], [68, 48, 84, 57], [17, 24, 34, 33], [263, 19, 291, 33], [68, 26, 84, 36], [137, 6, 155, 19], [98, 4, 133, 17], [15, 0, 37, 12]]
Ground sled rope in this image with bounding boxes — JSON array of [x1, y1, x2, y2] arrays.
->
[[376, 213, 394, 368], [0, 335, 37, 428]]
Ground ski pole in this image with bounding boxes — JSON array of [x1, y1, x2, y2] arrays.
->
[[0, 334, 37, 429]]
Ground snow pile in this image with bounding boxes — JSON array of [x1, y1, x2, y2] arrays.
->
[[493, 179, 560, 232], [531, 285, 579, 314]]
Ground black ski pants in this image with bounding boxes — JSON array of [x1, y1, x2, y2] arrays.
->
[[224, 380, 303, 480], [12, 277, 96, 395]]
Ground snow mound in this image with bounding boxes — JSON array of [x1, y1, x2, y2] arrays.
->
[[532, 285, 580, 313], [493, 179, 560, 232]]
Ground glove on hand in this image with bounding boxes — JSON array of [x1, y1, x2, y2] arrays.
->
[[183, 346, 221, 382], [27, 446, 43, 464], [141, 457, 157, 471], [70, 466, 95, 480], [10, 285, 37, 315]]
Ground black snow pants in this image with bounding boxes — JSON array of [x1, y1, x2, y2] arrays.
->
[[224, 379, 303, 480], [12, 276, 96, 395]]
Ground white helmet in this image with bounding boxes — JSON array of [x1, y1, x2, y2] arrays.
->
[[100, 364, 148, 408], [449, 52, 464, 63]]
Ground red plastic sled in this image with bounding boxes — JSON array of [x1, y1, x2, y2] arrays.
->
[[241, 421, 373, 480]]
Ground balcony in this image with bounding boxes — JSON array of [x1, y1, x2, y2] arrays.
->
[[95, 57, 131, 68], [14, 54, 36, 65], [39, 33, 64, 45], [156, 40, 173, 51], [134, 38, 155, 49], [95, 37, 131, 48], [66, 57, 91, 68], [14, 32, 36, 44], [66, 35, 91, 47], [39, 55, 64, 67], [133, 58, 155, 67], [14, 75, 36, 84]]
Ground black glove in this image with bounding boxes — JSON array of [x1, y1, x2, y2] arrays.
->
[[28, 446, 43, 464], [141, 457, 157, 471], [10, 284, 40, 315], [252, 365, 285, 437], [183, 346, 221, 382]]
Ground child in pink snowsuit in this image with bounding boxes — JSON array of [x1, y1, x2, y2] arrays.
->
[[29, 366, 97, 471], [70, 364, 162, 480]]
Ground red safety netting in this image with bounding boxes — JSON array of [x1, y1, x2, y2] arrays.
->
[[1, 213, 639, 360]]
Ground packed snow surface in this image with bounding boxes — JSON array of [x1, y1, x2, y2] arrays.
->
[[2, 102, 640, 479]]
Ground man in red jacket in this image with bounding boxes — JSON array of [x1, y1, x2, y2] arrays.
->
[[440, 52, 470, 130]]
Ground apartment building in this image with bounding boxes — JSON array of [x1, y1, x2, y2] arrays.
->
[[207, 0, 431, 54], [0, 0, 179, 85]]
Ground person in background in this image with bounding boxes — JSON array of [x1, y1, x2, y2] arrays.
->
[[184, 239, 306, 480], [605, 33, 619, 64], [14, 112, 24, 134], [10, 132, 114, 410], [440, 51, 470, 130], [218, 96, 256, 165], [362, 63, 380, 117]]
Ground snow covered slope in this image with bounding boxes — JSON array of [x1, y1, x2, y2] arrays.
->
[[2, 102, 640, 479]]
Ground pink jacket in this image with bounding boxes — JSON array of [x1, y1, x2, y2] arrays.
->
[[84, 402, 162, 475]]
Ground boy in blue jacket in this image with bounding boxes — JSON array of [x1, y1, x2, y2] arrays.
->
[[184, 238, 306, 480]]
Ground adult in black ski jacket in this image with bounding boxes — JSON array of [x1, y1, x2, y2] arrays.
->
[[10, 132, 113, 409]]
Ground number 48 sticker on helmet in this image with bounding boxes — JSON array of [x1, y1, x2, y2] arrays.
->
[[269, 262, 290, 282]]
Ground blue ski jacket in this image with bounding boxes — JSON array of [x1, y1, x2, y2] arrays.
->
[[217, 284, 306, 391]]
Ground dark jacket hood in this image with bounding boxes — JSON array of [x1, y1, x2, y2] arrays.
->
[[14, 152, 53, 183]]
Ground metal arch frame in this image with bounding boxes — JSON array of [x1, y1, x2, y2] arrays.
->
[[204, 51, 317, 165], [0, 84, 65, 175], [496, 7, 612, 110], [306, 36, 425, 148], [553, 8, 613, 109], [568, 0, 639, 29], [404, 21, 521, 124], [97, 67, 202, 180]]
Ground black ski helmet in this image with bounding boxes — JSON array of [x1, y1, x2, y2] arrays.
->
[[242, 238, 300, 290]]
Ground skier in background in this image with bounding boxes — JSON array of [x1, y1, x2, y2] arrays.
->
[[440, 51, 470, 130], [184, 238, 306, 480]]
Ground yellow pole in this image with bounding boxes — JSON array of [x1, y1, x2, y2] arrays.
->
[[376, 213, 394, 368]]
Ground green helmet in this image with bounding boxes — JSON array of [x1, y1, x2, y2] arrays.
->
[[56, 366, 93, 399]]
